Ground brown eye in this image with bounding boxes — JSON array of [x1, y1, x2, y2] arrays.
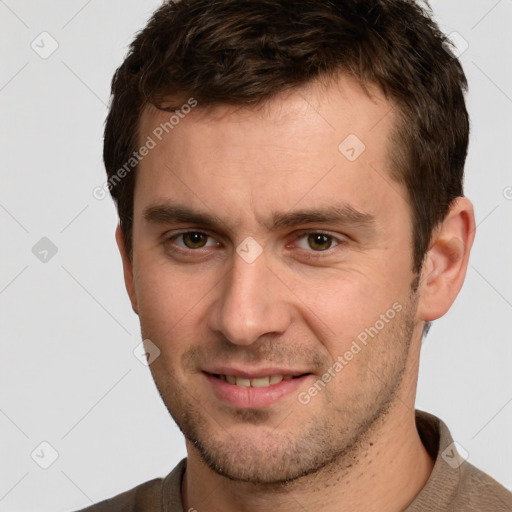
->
[[305, 233, 335, 251], [180, 232, 210, 249]]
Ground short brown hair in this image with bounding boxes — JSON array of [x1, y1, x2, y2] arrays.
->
[[104, 0, 469, 273]]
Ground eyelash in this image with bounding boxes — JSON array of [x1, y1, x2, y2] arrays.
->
[[164, 230, 346, 259]]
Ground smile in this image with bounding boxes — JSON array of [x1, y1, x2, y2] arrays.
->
[[203, 371, 312, 408], [212, 373, 300, 387]]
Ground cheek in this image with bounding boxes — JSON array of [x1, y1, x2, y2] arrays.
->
[[133, 262, 197, 335], [284, 267, 403, 340]]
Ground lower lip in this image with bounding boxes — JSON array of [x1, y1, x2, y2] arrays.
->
[[203, 373, 311, 409]]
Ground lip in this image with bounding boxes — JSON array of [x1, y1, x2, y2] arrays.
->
[[202, 367, 310, 379], [203, 371, 312, 409]]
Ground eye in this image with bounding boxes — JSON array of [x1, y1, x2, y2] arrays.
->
[[171, 231, 218, 249], [295, 232, 341, 252]]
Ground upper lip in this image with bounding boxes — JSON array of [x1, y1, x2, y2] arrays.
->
[[203, 367, 312, 379]]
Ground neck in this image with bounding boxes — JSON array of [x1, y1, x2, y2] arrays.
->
[[182, 409, 432, 512]]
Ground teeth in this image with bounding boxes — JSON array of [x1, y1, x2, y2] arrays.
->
[[218, 374, 293, 387], [251, 377, 270, 387], [235, 377, 251, 387], [269, 375, 284, 385]]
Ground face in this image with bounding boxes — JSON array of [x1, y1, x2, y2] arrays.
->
[[124, 75, 423, 484]]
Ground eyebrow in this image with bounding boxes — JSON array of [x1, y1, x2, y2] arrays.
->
[[143, 203, 376, 231]]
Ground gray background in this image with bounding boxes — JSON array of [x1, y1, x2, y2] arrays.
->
[[0, 1, 511, 510]]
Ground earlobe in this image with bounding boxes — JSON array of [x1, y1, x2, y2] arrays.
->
[[115, 224, 139, 315], [417, 197, 476, 322]]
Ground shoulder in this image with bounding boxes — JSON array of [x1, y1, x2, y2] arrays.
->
[[73, 477, 164, 512], [410, 410, 512, 511], [72, 459, 187, 512], [455, 461, 512, 510]]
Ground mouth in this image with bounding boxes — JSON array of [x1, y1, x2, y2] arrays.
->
[[207, 372, 310, 388], [202, 371, 313, 408]]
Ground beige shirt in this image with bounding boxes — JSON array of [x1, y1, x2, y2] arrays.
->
[[75, 410, 512, 511]]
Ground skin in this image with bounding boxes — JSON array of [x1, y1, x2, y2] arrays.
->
[[116, 74, 475, 511]]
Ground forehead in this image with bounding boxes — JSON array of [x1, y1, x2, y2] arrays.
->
[[139, 74, 393, 149], [134, 75, 404, 230]]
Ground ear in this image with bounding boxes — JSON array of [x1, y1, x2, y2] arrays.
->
[[417, 197, 475, 322], [115, 224, 139, 315]]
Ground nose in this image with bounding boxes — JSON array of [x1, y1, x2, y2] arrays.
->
[[208, 247, 293, 346]]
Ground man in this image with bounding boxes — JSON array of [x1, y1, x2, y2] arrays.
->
[[79, 0, 512, 510]]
